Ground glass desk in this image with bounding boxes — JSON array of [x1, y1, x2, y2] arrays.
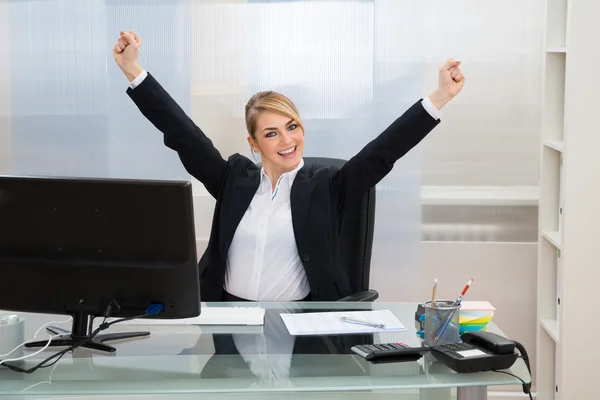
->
[[0, 302, 530, 399]]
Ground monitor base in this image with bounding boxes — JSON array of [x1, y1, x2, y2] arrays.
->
[[25, 326, 150, 353]]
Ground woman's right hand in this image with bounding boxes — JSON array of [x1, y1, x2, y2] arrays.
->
[[113, 30, 143, 82]]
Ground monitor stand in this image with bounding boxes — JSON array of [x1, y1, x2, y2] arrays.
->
[[24, 310, 150, 353]]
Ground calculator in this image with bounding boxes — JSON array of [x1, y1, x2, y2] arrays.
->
[[351, 342, 429, 363]]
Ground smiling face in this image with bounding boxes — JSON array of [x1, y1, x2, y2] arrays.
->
[[247, 110, 304, 174], [245, 91, 305, 177]]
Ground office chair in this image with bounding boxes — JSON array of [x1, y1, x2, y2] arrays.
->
[[302, 157, 379, 302]]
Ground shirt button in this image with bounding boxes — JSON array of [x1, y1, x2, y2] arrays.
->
[[302, 254, 310, 262]]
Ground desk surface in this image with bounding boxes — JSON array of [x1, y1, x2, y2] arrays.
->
[[0, 302, 531, 396]]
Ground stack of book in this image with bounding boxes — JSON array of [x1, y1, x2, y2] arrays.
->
[[459, 301, 495, 333]]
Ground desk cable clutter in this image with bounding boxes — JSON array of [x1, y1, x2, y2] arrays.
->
[[0, 300, 163, 374], [0, 314, 72, 367]]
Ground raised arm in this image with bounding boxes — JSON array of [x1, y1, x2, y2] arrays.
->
[[332, 59, 465, 211], [113, 31, 227, 199]]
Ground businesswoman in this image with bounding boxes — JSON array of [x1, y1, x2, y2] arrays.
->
[[113, 31, 465, 303]]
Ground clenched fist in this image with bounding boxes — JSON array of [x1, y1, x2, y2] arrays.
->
[[439, 58, 465, 97], [429, 58, 466, 110], [113, 30, 143, 82]]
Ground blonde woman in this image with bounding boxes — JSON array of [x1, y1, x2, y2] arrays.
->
[[113, 30, 465, 303]]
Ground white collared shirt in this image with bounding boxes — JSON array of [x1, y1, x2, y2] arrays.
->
[[224, 159, 310, 301]]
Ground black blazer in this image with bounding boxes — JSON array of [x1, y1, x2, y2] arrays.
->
[[127, 73, 441, 301]]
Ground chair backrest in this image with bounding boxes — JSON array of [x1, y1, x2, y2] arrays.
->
[[302, 157, 376, 293]]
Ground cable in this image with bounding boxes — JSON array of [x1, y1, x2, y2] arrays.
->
[[1, 313, 150, 374], [492, 370, 533, 400], [0, 316, 73, 366], [19, 348, 61, 393], [1, 302, 163, 374], [493, 339, 533, 400], [512, 340, 532, 395]]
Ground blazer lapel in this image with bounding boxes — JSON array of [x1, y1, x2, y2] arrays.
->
[[220, 167, 260, 254], [290, 169, 316, 245]]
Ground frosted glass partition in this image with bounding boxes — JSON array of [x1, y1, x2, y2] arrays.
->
[[6, 0, 190, 180], [1, 0, 544, 299]]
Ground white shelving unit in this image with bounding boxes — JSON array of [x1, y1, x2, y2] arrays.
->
[[536, 0, 600, 398]]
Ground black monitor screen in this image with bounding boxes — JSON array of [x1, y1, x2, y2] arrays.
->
[[0, 176, 193, 268], [0, 175, 199, 320]]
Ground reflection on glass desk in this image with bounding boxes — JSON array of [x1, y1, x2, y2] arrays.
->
[[0, 302, 531, 399]]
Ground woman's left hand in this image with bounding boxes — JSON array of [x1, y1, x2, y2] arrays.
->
[[439, 58, 465, 97], [429, 58, 466, 110]]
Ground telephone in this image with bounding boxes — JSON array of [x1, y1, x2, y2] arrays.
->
[[429, 331, 519, 373]]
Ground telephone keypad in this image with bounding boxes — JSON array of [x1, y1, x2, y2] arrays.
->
[[436, 342, 478, 358]]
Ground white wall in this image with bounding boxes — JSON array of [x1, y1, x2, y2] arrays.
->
[[558, 0, 600, 397]]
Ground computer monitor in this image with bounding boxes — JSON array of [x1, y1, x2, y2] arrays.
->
[[0, 174, 200, 353]]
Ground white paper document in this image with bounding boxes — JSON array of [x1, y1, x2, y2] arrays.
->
[[114, 307, 265, 326], [279, 309, 406, 336]]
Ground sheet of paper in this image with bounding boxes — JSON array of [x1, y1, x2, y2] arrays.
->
[[112, 307, 265, 326], [279, 309, 406, 336]]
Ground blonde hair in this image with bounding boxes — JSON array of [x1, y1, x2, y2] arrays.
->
[[245, 91, 304, 139]]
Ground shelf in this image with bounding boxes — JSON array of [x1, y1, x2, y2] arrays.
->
[[420, 186, 538, 206], [541, 318, 560, 342], [542, 52, 566, 142], [545, 0, 568, 49], [544, 140, 564, 152], [547, 47, 567, 53], [542, 53, 566, 141], [542, 230, 562, 249], [538, 0, 582, 397]]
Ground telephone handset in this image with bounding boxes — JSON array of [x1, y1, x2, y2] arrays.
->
[[462, 330, 516, 354], [429, 331, 519, 373]]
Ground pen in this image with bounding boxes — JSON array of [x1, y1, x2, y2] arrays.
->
[[453, 277, 473, 306], [340, 316, 385, 329], [433, 277, 474, 345], [431, 308, 458, 344], [431, 278, 438, 308]]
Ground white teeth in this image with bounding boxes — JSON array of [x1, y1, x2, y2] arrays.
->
[[278, 146, 296, 155]]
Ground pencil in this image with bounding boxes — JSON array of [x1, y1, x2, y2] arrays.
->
[[431, 279, 437, 308]]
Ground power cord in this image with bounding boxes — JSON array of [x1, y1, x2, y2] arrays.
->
[[0, 316, 73, 366], [0, 301, 163, 374], [493, 369, 533, 400], [493, 339, 533, 400]]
